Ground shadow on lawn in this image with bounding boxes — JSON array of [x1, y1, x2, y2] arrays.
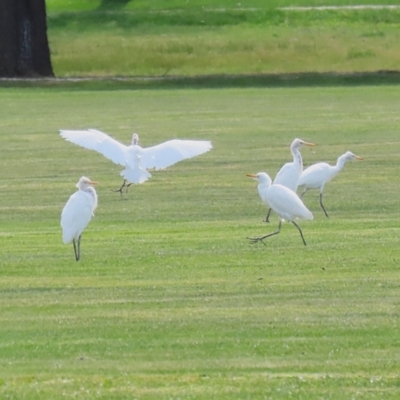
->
[[97, 0, 131, 10], [1, 71, 400, 90]]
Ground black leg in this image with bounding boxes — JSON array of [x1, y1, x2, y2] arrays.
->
[[265, 208, 272, 223], [125, 182, 132, 193], [248, 221, 282, 246], [319, 193, 329, 218], [292, 221, 307, 246], [73, 238, 79, 261], [300, 188, 308, 198], [75, 235, 82, 261], [113, 179, 128, 196]]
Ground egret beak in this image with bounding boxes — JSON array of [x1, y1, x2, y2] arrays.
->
[[246, 174, 257, 179], [355, 155, 364, 160], [89, 181, 98, 185], [304, 141, 316, 147]]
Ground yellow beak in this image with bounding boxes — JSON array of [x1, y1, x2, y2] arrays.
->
[[304, 141, 316, 147]]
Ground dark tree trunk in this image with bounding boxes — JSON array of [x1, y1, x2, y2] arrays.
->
[[0, 0, 54, 77]]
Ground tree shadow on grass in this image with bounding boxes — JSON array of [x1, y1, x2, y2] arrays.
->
[[98, 0, 131, 10]]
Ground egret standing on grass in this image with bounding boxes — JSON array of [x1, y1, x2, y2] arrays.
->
[[61, 176, 98, 261], [247, 172, 313, 246], [265, 138, 316, 223], [298, 151, 364, 217], [59, 129, 212, 194]]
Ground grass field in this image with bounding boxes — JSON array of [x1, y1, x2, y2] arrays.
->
[[1, 85, 400, 398], [46, 0, 400, 12], [44, 0, 400, 77]]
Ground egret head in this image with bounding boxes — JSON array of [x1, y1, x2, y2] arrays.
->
[[343, 151, 363, 161], [131, 133, 139, 145], [246, 172, 272, 186], [291, 138, 316, 150], [76, 176, 98, 190]]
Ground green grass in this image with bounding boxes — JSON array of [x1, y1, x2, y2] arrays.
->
[[1, 85, 400, 398], [44, 0, 400, 77], [46, 0, 400, 13]]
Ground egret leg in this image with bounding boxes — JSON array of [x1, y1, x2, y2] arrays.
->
[[319, 193, 329, 218], [300, 188, 309, 198], [76, 235, 82, 261], [72, 238, 79, 261], [291, 221, 307, 246], [113, 180, 128, 196], [265, 208, 272, 223], [247, 221, 282, 246], [125, 182, 133, 193]]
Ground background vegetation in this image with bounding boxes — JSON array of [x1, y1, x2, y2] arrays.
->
[[44, 0, 400, 77]]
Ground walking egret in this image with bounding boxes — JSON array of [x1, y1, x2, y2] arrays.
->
[[61, 176, 98, 261], [298, 151, 364, 217], [247, 172, 313, 246], [60, 129, 212, 193], [265, 138, 315, 222]]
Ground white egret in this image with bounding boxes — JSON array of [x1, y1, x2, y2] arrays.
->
[[298, 151, 364, 217], [247, 172, 313, 246], [59, 129, 212, 193], [61, 176, 98, 261], [265, 138, 316, 222]]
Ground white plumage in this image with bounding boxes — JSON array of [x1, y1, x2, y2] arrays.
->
[[247, 172, 313, 246], [59, 129, 213, 191], [273, 138, 316, 190], [298, 151, 363, 217], [61, 176, 98, 261], [265, 138, 315, 222]]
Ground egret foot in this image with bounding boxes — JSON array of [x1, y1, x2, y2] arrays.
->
[[247, 222, 282, 246], [113, 180, 129, 197]]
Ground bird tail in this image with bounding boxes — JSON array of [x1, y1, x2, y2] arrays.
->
[[304, 209, 314, 221], [120, 167, 152, 184], [62, 229, 73, 244]]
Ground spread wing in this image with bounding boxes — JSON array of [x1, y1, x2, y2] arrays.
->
[[140, 139, 212, 170], [59, 129, 128, 167]]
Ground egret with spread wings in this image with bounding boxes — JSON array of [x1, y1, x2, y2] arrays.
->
[[60, 129, 212, 193]]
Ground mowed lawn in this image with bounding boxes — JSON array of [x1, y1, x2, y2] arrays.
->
[[0, 85, 400, 399]]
